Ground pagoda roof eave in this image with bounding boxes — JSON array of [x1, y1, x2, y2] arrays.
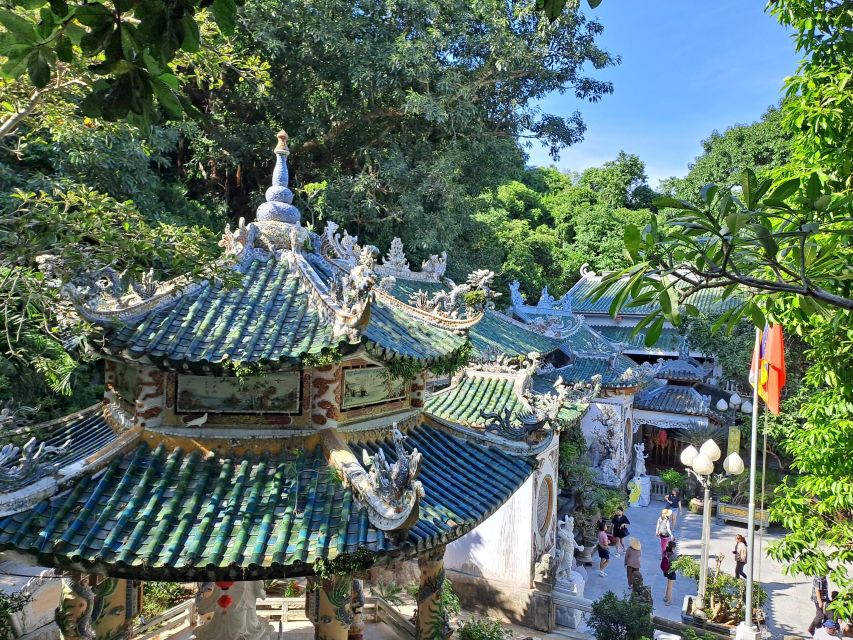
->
[[0, 419, 534, 581]]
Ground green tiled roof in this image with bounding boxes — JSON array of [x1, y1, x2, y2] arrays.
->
[[469, 312, 562, 357], [102, 256, 466, 368], [426, 375, 522, 427], [634, 382, 710, 416], [548, 355, 640, 389], [587, 325, 682, 354], [0, 423, 532, 579], [568, 277, 741, 316]]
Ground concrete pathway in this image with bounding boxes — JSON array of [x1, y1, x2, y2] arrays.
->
[[579, 500, 814, 639]]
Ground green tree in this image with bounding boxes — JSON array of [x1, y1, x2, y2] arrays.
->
[[660, 106, 792, 203], [578, 151, 654, 209]]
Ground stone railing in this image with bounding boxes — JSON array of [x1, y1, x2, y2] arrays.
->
[[131, 594, 408, 640], [647, 474, 668, 501]]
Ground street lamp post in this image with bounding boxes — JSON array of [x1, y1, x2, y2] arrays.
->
[[680, 439, 745, 619]]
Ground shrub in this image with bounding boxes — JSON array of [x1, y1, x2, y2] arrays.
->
[[659, 468, 686, 491], [588, 591, 653, 640], [457, 618, 513, 640], [442, 577, 461, 618], [593, 486, 626, 519], [283, 580, 303, 597], [141, 582, 185, 618], [672, 554, 767, 625], [371, 581, 406, 606]]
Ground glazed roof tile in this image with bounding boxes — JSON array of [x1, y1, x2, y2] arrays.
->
[[469, 312, 562, 357], [587, 325, 682, 354], [0, 422, 531, 579], [567, 276, 740, 316], [547, 355, 641, 389], [634, 382, 711, 416], [102, 256, 466, 368], [425, 375, 522, 428]]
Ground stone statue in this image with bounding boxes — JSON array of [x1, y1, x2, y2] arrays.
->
[[533, 553, 556, 592], [555, 515, 583, 584], [193, 581, 270, 640], [634, 442, 648, 478]]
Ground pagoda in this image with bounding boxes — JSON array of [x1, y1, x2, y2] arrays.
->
[[0, 132, 597, 640]]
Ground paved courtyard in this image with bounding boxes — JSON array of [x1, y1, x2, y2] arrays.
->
[[579, 499, 814, 638]]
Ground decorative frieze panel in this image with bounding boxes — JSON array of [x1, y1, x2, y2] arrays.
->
[[176, 372, 301, 414], [341, 368, 408, 411]]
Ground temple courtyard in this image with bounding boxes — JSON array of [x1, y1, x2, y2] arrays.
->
[[580, 503, 813, 639]]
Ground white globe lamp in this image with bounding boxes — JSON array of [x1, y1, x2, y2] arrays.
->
[[716, 398, 729, 411], [680, 444, 699, 467], [741, 400, 753, 414], [723, 452, 745, 476], [692, 452, 714, 476], [700, 439, 722, 462], [730, 392, 742, 407]]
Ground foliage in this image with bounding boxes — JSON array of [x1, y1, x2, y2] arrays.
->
[[587, 590, 653, 640], [557, 423, 596, 496], [0, 590, 31, 640], [264, 579, 303, 597], [660, 106, 792, 203], [572, 506, 600, 544], [0, 0, 240, 127], [659, 468, 686, 492], [427, 342, 474, 379], [714, 469, 780, 506], [370, 581, 405, 606], [312, 549, 376, 580], [457, 618, 513, 640], [141, 582, 185, 618], [769, 0, 853, 189], [592, 486, 625, 520], [672, 554, 767, 625], [299, 347, 344, 369], [441, 577, 461, 619]]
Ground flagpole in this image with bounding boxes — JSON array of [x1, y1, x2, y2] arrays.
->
[[737, 326, 762, 640]]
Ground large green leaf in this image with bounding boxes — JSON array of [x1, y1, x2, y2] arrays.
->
[[0, 8, 38, 42], [26, 47, 51, 87], [211, 0, 236, 36]]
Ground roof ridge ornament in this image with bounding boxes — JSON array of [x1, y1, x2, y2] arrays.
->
[[0, 435, 71, 491], [256, 130, 300, 225], [407, 269, 499, 320]]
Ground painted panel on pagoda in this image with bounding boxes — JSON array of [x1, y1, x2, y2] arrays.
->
[[114, 364, 138, 406], [92, 577, 137, 639], [176, 372, 300, 414], [135, 366, 167, 430], [341, 367, 408, 410]]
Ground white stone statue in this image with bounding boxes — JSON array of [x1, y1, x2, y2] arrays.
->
[[634, 442, 648, 477], [555, 515, 583, 585]]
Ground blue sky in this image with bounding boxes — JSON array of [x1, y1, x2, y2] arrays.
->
[[526, 0, 801, 188]]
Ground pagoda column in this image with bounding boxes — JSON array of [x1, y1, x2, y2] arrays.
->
[[307, 576, 353, 640], [410, 371, 427, 408], [415, 545, 451, 640], [311, 364, 341, 430], [56, 576, 96, 640]]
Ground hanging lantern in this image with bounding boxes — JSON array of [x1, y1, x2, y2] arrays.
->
[[215, 581, 235, 590], [657, 429, 668, 447], [217, 594, 233, 609]]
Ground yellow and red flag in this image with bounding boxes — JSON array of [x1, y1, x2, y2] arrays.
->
[[749, 324, 786, 415]]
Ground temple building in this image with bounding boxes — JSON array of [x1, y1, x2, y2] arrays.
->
[[0, 133, 601, 639]]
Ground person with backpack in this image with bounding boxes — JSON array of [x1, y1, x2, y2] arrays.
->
[[661, 539, 677, 605], [733, 534, 748, 579], [655, 508, 674, 555]]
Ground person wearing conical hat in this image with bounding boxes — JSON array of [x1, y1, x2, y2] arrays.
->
[[624, 537, 642, 588]]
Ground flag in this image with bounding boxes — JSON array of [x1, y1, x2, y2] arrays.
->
[[749, 324, 786, 415]]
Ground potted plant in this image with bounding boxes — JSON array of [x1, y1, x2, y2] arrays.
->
[[572, 507, 599, 566], [674, 554, 767, 632], [659, 468, 686, 493]]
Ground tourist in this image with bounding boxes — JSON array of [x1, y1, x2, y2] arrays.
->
[[664, 488, 682, 528], [611, 506, 630, 555], [813, 619, 840, 639], [624, 537, 641, 588], [597, 520, 610, 577], [809, 574, 830, 635], [733, 534, 748, 579], [661, 539, 677, 606], [655, 508, 674, 555]]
